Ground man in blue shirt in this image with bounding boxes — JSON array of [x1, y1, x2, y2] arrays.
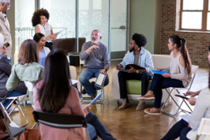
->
[[116, 33, 154, 110]]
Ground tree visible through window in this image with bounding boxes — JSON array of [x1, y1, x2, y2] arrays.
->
[[180, 0, 210, 31]]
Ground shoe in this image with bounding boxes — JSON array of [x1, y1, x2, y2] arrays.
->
[[119, 99, 130, 110], [90, 90, 97, 100], [144, 108, 161, 115], [7, 107, 19, 113], [82, 88, 87, 94], [137, 94, 155, 100], [136, 100, 145, 111]]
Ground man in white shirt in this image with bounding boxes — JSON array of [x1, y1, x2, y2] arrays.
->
[[0, 0, 12, 63]]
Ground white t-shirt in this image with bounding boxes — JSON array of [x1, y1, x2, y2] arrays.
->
[[37, 23, 51, 42]]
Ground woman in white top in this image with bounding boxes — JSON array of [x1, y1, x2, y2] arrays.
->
[[33, 33, 50, 67], [138, 35, 192, 115], [32, 8, 57, 50]]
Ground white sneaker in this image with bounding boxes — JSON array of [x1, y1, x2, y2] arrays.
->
[[7, 107, 19, 113]]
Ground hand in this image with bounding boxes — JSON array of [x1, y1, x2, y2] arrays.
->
[[51, 34, 57, 41], [0, 45, 7, 55], [187, 97, 196, 106], [157, 68, 163, 71], [184, 91, 197, 97], [124, 66, 136, 73], [162, 73, 171, 78], [83, 105, 91, 115], [116, 64, 123, 70], [90, 45, 99, 50], [188, 121, 190, 127], [100, 68, 107, 74]]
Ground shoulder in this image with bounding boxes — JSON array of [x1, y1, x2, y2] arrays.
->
[[142, 48, 152, 55], [179, 55, 185, 67], [83, 41, 91, 47], [0, 54, 8, 62], [31, 63, 44, 71]]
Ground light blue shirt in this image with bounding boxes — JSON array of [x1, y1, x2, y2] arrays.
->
[[120, 47, 154, 72], [39, 49, 46, 67]]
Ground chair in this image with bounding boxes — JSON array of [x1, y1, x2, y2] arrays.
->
[[32, 110, 91, 140], [0, 108, 25, 140], [196, 118, 210, 140], [0, 95, 28, 128], [161, 65, 199, 116]]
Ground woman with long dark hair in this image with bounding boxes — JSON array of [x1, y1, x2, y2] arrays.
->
[[33, 49, 116, 140], [161, 46, 210, 140], [138, 35, 192, 115], [33, 33, 50, 67]]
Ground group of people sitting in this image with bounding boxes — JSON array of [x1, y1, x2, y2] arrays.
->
[[0, 8, 209, 139]]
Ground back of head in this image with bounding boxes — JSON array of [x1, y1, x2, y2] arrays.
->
[[38, 49, 71, 113], [18, 39, 39, 65], [0, 33, 4, 47], [33, 33, 44, 43], [132, 33, 147, 48], [170, 35, 191, 74]]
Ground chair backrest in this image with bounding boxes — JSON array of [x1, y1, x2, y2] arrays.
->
[[151, 54, 170, 69], [33, 110, 90, 140], [24, 81, 34, 92], [197, 118, 210, 138], [187, 65, 199, 90]]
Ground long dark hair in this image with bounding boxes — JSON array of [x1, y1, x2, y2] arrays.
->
[[170, 35, 191, 74], [37, 49, 71, 113], [33, 33, 45, 43]]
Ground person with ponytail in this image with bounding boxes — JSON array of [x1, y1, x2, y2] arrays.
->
[[137, 35, 192, 115], [160, 46, 210, 140]]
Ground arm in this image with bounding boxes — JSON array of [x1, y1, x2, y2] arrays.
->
[[0, 55, 11, 75], [102, 47, 110, 72], [50, 25, 57, 42], [80, 43, 96, 61], [120, 51, 129, 68], [171, 56, 188, 80], [6, 65, 21, 91], [190, 89, 210, 130], [144, 53, 154, 73]]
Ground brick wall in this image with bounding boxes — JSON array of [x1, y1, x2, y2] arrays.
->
[[160, 0, 210, 67]]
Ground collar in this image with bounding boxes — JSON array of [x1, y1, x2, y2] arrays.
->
[[132, 47, 145, 56]]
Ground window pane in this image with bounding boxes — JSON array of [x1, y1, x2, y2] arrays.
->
[[207, 12, 210, 30], [93, 0, 101, 10], [182, 12, 202, 29], [183, 0, 203, 10]]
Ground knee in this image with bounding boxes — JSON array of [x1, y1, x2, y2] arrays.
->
[[104, 76, 109, 86], [79, 75, 88, 84], [142, 72, 150, 79], [118, 71, 124, 78], [180, 127, 190, 140]]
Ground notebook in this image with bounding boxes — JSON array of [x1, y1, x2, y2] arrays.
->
[[151, 70, 170, 75]]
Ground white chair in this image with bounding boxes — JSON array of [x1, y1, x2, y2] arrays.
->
[[196, 118, 210, 140], [161, 65, 199, 116], [0, 94, 28, 127]]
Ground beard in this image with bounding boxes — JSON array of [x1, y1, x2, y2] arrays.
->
[[129, 47, 134, 52], [91, 40, 99, 44]]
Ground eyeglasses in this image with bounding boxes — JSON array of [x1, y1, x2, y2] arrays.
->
[[91, 34, 100, 37]]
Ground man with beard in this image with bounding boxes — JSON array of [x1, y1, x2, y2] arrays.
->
[[116, 33, 154, 110], [79, 30, 110, 99]]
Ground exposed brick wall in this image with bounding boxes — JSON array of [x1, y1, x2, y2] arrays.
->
[[160, 0, 210, 67]]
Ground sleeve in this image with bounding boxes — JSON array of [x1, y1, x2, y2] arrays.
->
[[190, 89, 210, 130], [0, 55, 11, 75], [171, 65, 188, 80], [144, 52, 154, 72], [6, 65, 21, 91], [120, 51, 129, 68], [80, 43, 90, 60], [38, 67, 44, 79], [103, 47, 110, 68], [68, 87, 86, 116]]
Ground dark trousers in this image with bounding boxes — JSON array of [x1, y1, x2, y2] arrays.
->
[[118, 71, 151, 103], [149, 74, 184, 108], [161, 119, 191, 140]]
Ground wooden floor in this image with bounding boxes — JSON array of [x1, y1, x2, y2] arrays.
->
[[10, 61, 209, 140]]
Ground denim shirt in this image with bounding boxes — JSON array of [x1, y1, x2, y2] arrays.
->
[[120, 47, 154, 72]]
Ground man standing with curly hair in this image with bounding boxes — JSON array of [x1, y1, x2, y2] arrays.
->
[[0, 0, 12, 63], [116, 33, 154, 110]]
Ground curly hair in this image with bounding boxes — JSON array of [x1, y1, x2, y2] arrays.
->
[[132, 33, 147, 48], [32, 8, 50, 27]]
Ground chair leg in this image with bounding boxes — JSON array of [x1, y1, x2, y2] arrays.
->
[[31, 122, 37, 129]]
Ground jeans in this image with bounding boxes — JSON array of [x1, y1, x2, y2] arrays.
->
[[79, 68, 109, 96], [2, 90, 26, 109], [149, 74, 184, 108], [118, 71, 151, 103], [161, 119, 191, 140], [86, 111, 116, 140]]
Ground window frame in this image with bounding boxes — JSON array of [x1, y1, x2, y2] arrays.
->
[[179, 0, 209, 31]]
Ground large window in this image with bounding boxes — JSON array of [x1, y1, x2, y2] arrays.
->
[[180, 0, 210, 31]]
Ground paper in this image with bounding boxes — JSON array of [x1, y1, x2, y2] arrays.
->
[[69, 79, 78, 85], [89, 92, 102, 105], [151, 70, 170, 75], [95, 73, 106, 86], [180, 113, 191, 122], [55, 30, 62, 35]]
